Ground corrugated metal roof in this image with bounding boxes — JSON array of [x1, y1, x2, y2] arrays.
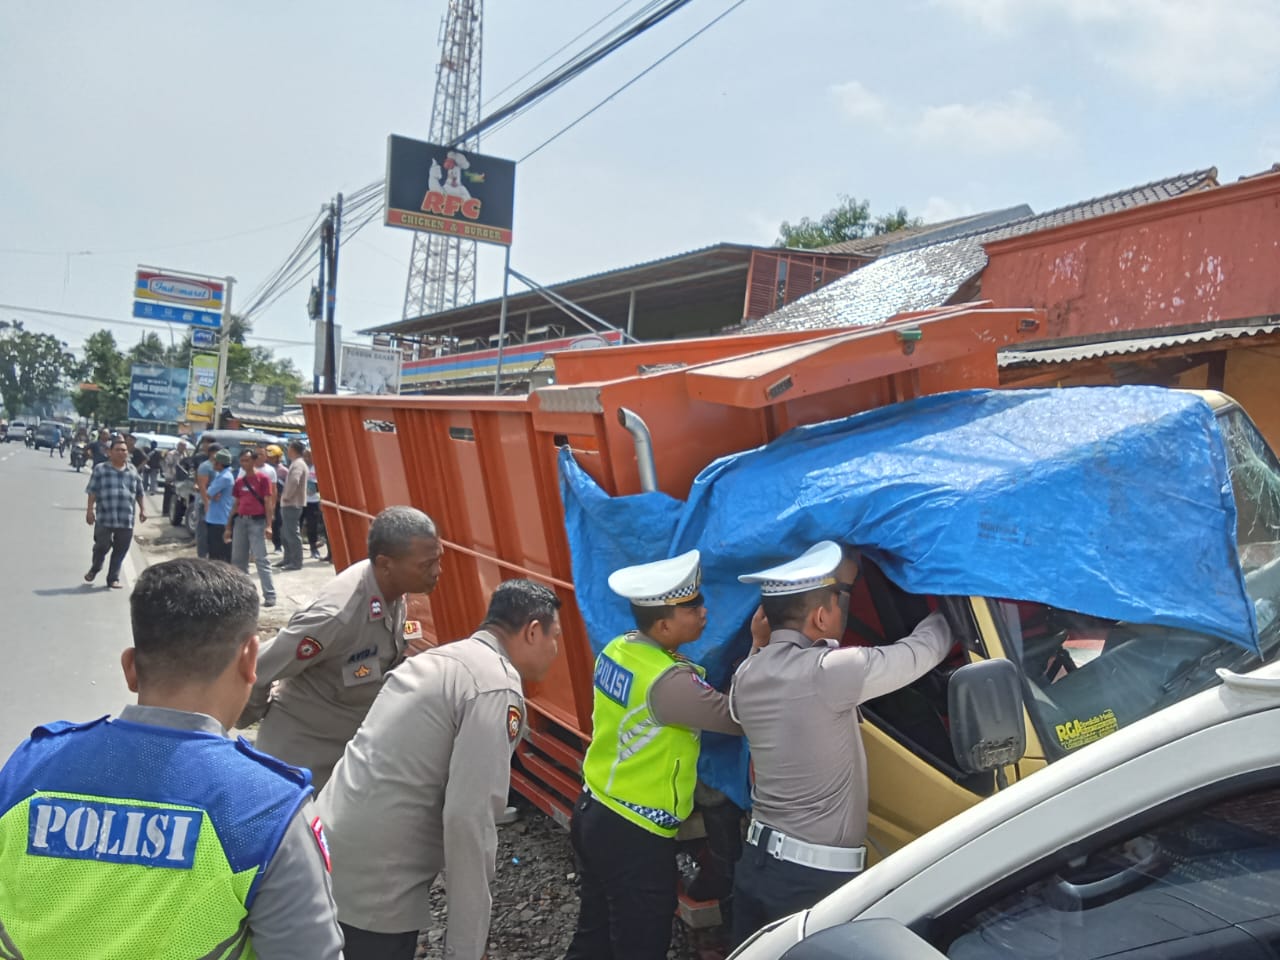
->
[[742, 168, 1219, 335], [998, 323, 1280, 367]]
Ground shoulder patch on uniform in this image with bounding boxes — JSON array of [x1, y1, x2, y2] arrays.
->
[[403, 619, 422, 639], [689, 671, 713, 691], [369, 597, 384, 620], [507, 705, 523, 743], [309, 816, 331, 872], [295, 636, 323, 660]]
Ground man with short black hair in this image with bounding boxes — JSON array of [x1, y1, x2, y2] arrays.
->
[[319, 578, 561, 960], [84, 437, 146, 589], [238, 505, 443, 790], [278, 441, 309, 571], [0, 559, 344, 958], [226, 448, 277, 607]]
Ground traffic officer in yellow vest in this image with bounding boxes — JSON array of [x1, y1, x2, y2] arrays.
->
[[0, 558, 344, 959], [318, 579, 562, 960], [238, 505, 442, 790], [564, 549, 744, 960], [729, 541, 954, 944]]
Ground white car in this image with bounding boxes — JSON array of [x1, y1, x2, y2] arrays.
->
[[5, 421, 28, 442], [732, 659, 1280, 959]]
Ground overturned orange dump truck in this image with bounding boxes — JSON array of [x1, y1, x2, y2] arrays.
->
[[300, 305, 1044, 825]]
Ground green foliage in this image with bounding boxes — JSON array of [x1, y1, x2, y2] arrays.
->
[[0, 320, 80, 418], [777, 195, 923, 249], [72, 315, 307, 423], [73, 329, 130, 425]]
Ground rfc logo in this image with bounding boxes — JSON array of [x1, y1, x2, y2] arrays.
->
[[28, 797, 202, 869]]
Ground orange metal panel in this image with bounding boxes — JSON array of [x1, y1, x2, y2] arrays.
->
[[982, 170, 1280, 339], [301, 304, 1046, 808]]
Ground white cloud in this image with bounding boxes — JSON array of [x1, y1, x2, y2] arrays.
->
[[830, 81, 886, 122], [921, 196, 977, 223], [828, 82, 1068, 155], [935, 0, 1280, 97], [911, 90, 1068, 152]]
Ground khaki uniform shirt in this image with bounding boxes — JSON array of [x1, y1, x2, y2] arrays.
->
[[316, 631, 525, 959], [730, 611, 952, 848], [238, 559, 407, 789]]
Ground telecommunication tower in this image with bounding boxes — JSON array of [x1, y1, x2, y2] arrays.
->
[[401, 0, 484, 328]]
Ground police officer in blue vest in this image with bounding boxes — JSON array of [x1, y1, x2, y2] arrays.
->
[[0, 558, 345, 959], [565, 550, 746, 960]]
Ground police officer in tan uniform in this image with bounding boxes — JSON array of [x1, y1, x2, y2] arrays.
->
[[729, 541, 954, 944], [317, 579, 563, 960], [238, 505, 442, 790]]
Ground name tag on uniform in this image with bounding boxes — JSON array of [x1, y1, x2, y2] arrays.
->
[[594, 654, 633, 706], [342, 657, 383, 686], [28, 797, 201, 869]]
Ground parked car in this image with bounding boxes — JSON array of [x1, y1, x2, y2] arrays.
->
[[730, 658, 1280, 959], [5, 421, 28, 443], [169, 429, 282, 530]]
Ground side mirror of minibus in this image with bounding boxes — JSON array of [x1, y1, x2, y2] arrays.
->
[[948, 659, 1026, 777]]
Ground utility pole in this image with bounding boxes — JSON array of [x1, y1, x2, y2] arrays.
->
[[322, 193, 342, 394], [212, 276, 233, 429], [312, 221, 327, 394]]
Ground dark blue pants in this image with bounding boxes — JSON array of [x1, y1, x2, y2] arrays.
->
[[730, 827, 860, 946], [564, 791, 677, 960]]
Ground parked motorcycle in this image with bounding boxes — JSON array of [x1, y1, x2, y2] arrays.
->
[[70, 441, 88, 472]]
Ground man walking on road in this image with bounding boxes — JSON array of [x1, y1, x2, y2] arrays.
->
[[48, 424, 62, 458], [238, 506, 442, 790], [318, 578, 561, 960], [0, 558, 345, 959], [226, 448, 276, 607], [278, 440, 308, 571], [161, 438, 188, 518], [83, 437, 146, 590], [193, 439, 219, 560], [88, 428, 111, 466]]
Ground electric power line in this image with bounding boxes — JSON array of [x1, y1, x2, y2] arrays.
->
[[0, 302, 314, 346], [520, 0, 749, 162]]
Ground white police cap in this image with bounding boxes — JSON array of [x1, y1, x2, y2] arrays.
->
[[738, 541, 843, 596], [608, 549, 702, 607]]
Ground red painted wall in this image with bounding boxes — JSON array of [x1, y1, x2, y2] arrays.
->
[[982, 173, 1280, 340]]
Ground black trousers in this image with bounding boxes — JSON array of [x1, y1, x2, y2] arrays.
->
[[730, 828, 860, 946], [564, 791, 677, 960], [205, 522, 231, 563], [89, 525, 132, 584], [301, 502, 322, 550], [338, 923, 418, 960]]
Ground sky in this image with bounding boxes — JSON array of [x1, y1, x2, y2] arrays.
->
[[2, 0, 1277, 378]]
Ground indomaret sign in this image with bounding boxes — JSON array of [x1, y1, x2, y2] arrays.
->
[[384, 135, 515, 246]]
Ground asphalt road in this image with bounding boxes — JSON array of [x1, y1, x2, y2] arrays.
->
[[0, 441, 138, 754]]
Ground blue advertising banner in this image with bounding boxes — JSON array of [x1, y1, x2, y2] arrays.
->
[[192, 328, 217, 347], [132, 300, 222, 329], [128, 364, 189, 423]]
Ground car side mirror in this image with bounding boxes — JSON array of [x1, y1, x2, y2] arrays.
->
[[948, 659, 1025, 776]]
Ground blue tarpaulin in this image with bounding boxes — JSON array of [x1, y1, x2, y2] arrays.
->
[[559, 387, 1258, 807]]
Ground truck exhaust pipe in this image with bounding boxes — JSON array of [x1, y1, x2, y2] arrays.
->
[[617, 407, 659, 493]]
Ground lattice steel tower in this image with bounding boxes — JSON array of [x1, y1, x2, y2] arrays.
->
[[401, 0, 483, 325]]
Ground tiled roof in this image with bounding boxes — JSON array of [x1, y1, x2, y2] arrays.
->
[[742, 168, 1219, 334], [816, 206, 1033, 257]]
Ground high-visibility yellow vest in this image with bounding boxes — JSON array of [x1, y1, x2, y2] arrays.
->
[[0, 716, 310, 960], [581, 634, 703, 838]]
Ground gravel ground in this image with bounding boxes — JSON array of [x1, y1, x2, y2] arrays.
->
[[413, 807, 724, 960]]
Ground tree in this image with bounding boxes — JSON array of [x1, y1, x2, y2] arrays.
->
[[777, 195, 923, 249], [73, 329, 130, 426], [127, 332, 167, 366], [0, 320, 79, 418]]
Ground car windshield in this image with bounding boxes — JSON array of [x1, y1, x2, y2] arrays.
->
[[999, 405, 1280, 760]]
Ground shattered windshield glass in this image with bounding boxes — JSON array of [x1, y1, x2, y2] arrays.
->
[[1001, 404, 1280, 760], [1219, 406, 1280, 637]]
